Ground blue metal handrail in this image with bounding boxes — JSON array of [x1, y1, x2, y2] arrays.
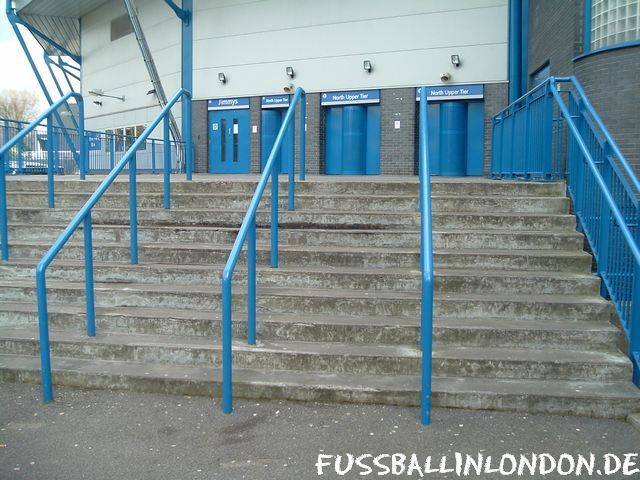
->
[[221, 87, 306, 414], [418, 86, 434, 425], [35, 88, 192, 402], [491, 76, 640, 386], [0, 92, 85, 261]]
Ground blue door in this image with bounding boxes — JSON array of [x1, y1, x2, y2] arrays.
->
[[325, 105, 380, 175], [261, 108, 294, 174], [208, 109, 250, 173]]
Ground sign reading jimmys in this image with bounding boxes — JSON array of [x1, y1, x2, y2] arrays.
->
[[321, 90, 380, 106], [207, 97, 250, 110]]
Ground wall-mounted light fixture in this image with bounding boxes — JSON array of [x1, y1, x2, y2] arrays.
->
[[93, 100, 103, 107], [451, 54, 461, 67], [88, 89, 125, 101], [286, 66, 295, 78], [363, 60, 372, 73], [218, 72, 226, 84]]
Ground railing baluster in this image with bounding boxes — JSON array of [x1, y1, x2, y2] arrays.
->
[[129, 153, 138, 265], [164, 114, 171, 209], [84, 212, 96, 336], [247, 217, 256, 345], [0, 152, 7, 261], [47, 118, 55, 208], [151, 139, 156, 174], [271, 167, 279, 268], [35, 266, 53, 401], [222, 275, 233, 414]]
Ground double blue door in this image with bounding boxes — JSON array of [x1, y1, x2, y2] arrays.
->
[[325, 105, 380, 175], [208, 109, 250, 173]]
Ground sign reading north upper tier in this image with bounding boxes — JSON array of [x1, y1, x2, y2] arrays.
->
[[208, 97, 250, 110], [416, 84, 484, 101], [321, 90, 380, 106], [261, 95, 290, 108]]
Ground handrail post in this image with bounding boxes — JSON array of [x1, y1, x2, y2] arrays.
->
[[247, 217, 256, 345], [46, 118, 55, 208], [78, 96, 87, 179], [129, 153, 138, 264], [271, 167, 279, 268], [597, 142, 613, 298], [418, 86, 433, 426], [0, 151, 7, 261], [151, 139, 156, 174], [109, 134, 115, 170], [84, 212, 96, 336], [35, 267, 53, 401], [288, 121, 295, 211], [299, 94, 306, 181], [163, 114, 171, 209], [222, 274, 233, 413], [184, 92, 193, 181]]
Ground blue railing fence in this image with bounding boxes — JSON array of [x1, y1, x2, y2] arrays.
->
[[0, 92, 85, 261], [418, 87, 434, 425], [1, 117, 183, 176], [220, 87, 306, 414], [34, 88, 192, 402], [491, 76, 640, 386]]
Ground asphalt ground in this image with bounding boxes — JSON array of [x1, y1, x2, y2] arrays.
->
[[1, 382, 639, 480]]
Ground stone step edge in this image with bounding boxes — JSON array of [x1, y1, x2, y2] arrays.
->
[[0, 279, 610, 304], [0, 327, 628, 365], [0, 354, 638, 419], [0, 302, 619, 331]]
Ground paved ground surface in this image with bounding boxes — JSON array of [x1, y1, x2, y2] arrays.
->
[[1, 383, 639, 480]]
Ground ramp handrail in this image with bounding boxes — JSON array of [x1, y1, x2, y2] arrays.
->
[[417, 86, 434, 425], [35, 88, 192, 402], [0, 92, 85, 261], [491, 76, 640, 385], [221, 87, 306, 414]]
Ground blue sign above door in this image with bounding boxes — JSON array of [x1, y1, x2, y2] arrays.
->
[[415, 84, 484, 101], [321, 89, 380, 106], [261, 95, 290, 108], [208, 97, 250, 110]]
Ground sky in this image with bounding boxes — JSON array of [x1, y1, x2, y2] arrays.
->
[[0, 14, 57, 110]]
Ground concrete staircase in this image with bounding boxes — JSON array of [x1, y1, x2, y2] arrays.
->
[[1, 175, 639, 418]]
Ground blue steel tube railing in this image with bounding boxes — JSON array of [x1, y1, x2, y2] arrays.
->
[[221, 87, 306, 414], [491, 76, 640, 385], [35, 88, 191, 402], [0, 92, 85, 261], [418, 87, 434, 425]]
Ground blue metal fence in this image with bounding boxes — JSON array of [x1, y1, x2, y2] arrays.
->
[[1, 117, 183, 176], [34, 88, 192, 402], [492, 76, 640, 386], [220, 87, 306, 414]]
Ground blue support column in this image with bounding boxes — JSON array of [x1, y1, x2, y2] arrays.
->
[[521, 0, 529, 95], [508, 0, 523, 102], [181, 0, 193, 180], [583, 0, 592, 54]]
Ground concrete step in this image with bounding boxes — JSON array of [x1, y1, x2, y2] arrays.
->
[[6, 207, 578, 232], [0, 260, 601, 295], [1, 354, 638, 418], [5, 223, 584, 250], [0, 303, 622, 350], [3, 242, 593, 271], [5, 176, 567, 197], [6, 191, 570, 214], [0, 328, 631, 381], [0, 281, 614, 321]]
